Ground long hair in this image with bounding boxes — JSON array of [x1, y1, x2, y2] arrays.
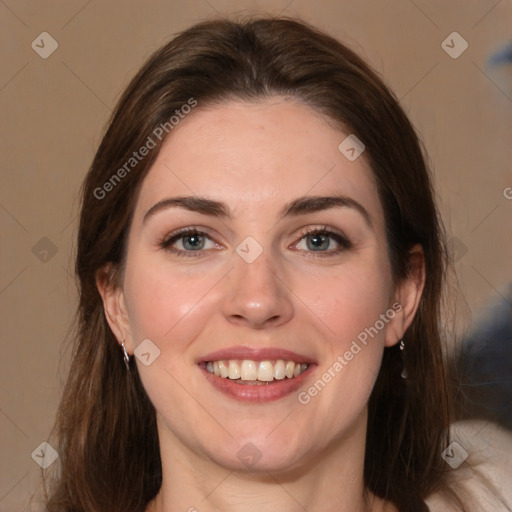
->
[[45, 17, 451, 511]]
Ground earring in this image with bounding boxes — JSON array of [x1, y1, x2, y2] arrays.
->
[[121, 340, 130, 370], [399, 339, 407, 379]]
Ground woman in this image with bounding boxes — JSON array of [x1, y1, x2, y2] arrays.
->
[[43, 17, 505, 512]]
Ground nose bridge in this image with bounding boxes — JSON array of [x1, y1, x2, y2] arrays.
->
[[222, 245, 293, 328]]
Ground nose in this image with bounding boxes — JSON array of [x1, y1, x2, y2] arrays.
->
[[221, 251, 294, 329]]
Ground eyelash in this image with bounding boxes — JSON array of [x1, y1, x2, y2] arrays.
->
[[159, 226, 212, 258], [296, 226, 352, 257], [159, 225, 352, 258]]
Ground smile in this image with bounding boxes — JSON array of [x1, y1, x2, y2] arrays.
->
[[205, 359, 309, 383], [198, 346, 315, 402]]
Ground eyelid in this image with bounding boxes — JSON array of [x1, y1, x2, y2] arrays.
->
[[298, 224, 346, 238], [289, 225, 352, 255], [162, 226, 214, 242], [296, 225, 350, 243], [159, 226, 224, 257]]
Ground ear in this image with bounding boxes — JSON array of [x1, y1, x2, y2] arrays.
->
[[384, 244, 426, 347], [96, 264, 133, 353]]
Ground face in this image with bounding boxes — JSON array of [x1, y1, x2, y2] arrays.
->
[[101, 98, 420, 474]]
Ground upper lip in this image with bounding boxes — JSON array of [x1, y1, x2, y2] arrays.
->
[[197, 345, 316, 364]]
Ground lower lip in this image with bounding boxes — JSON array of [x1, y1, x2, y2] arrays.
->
[[200, 365, 315, 403]]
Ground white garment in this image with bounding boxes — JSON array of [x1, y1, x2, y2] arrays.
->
[[425, 420, 512, 511]]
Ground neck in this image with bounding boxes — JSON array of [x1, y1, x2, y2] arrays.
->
[[147, 410, 394, 512]]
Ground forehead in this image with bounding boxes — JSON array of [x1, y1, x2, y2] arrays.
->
[[134, 99, 383, 225]]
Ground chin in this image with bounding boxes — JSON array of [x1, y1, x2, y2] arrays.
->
[[203, 434, 311, 474]]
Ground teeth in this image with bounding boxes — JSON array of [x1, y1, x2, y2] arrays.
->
[[218, 360, 229, 378], [228, 360, 241, 380], [285, 361, 295, 379], [257, 361, 274, 381], [240, 360, 258, 381], [205, 359, 309, 382], [274, 360, 286, 380]]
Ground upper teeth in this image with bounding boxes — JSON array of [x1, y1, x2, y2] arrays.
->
[[205, 360, 309, 381]]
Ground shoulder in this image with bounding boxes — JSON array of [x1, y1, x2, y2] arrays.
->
[[425, 419, 512, 512]]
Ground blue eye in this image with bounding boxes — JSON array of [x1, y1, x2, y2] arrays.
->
[[160, 226, 351, 259], [178, 232, 206, 250], [160, 228, 218, 257], [295, 227, 351, 256], [304, 232, 332, 251]]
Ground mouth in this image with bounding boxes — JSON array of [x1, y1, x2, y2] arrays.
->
[[197, 346, 316, 402], [202, 359, 309, 383]]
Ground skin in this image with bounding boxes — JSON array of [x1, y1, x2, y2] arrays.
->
[[98, 98, 425, 512]]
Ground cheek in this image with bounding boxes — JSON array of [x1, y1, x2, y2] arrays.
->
[[292, 257, 393, 412], [122, 253, 219, 345], [299, 259, 393, 349]]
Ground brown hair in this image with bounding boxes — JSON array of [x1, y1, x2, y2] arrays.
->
[[45, 17, 451, 512]]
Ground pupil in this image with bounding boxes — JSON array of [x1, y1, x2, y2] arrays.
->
[[184, 233, 204, 250], [308, 233, 329, 251]]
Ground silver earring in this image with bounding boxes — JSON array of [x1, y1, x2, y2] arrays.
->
[[399, 339, 407, 379], [121, 340, 130, 370]]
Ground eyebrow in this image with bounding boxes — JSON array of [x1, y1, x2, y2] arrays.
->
[[143, 194, 372, 227]]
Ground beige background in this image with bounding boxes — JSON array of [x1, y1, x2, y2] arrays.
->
[[1, 0, 511, 510]]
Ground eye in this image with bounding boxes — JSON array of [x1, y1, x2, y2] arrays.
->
[[293, 226, 351, 256], [160, 227, 221, 257]]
